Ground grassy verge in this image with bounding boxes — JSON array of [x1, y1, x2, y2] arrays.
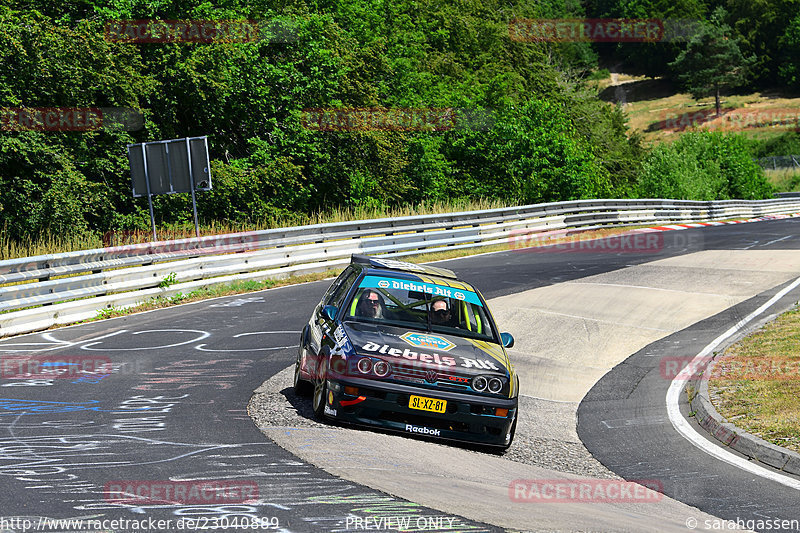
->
[[765, 168, 800, 192], [83, 271, 342, 324], [708, 307, 800, 454]]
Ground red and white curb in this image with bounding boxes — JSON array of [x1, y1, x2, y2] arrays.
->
[[632, 213, 800, 234]]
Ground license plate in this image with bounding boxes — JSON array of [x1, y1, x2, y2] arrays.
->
[[408, 395, 446, 413]]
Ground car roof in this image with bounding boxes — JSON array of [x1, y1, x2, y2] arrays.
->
[[350, 254, 458, 280]]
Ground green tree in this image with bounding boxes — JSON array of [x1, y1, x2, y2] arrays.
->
[[442, 100, 611, 203], [778, 14, 800, 89], [669, 8, 755, 117], [722, 0, 800, 87], [588, 0, 709, 78]]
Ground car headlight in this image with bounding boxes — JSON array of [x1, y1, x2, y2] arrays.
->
[[472, 376, 488, 392], [488, 377, 504, 394], [357, 357, 373, 374], [373, 360, 391, 377], [472, 375, 505, 394]]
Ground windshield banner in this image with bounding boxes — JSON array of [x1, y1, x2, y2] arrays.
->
[[360, 275, 482, 306]]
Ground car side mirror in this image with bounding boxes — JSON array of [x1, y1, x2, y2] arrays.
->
[[322, 305, 338, 321], [500, 332, 514, 348]]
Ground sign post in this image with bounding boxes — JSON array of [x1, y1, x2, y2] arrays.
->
[[127, 136, 212, 241], [140, 143, 158, 241]]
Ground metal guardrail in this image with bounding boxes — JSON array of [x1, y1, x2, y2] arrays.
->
[[2, 198, 800, 338]]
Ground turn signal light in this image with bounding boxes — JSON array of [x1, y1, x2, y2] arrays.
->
[[495, 408, 509, 417], [344, 386, 359, 396]]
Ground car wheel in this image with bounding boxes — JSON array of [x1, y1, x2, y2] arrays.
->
[[293, 345, 312, 396], [312, 358, 329, 419]]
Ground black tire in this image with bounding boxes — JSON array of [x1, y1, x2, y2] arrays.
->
[[312, 358, 329, 419], [293, 345, 313, 396]]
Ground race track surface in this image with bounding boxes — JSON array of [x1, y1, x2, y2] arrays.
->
[[1, 219, 799, 532]]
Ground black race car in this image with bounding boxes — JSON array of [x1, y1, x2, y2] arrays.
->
[[294, 254, 518, 449]]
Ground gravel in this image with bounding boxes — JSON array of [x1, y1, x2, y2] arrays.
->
[[248, 366, 618, 480]]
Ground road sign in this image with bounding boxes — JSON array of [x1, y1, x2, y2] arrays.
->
[[126, 136, 212, 240]]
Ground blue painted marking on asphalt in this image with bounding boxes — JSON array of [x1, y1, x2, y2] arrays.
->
[[0, 398, 152, 415]]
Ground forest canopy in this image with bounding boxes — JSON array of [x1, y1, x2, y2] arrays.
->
[[0, 0, 787, 241]]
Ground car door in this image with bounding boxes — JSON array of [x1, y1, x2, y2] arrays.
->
[[308, 267, 359, 360]]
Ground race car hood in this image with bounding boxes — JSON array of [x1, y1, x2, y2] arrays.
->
[[342, 321, 511, 377]]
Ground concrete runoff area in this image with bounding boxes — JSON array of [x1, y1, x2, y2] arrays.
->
[[253, 369, 729, 533], [253, 249, 800, 532]]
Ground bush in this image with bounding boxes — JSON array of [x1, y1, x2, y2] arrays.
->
[[637, 131, 773, 200], [440, 101, 612, 203], [749, 132, 800, 158]]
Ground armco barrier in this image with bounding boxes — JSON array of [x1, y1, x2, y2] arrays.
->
[[1, 198, 800, 337]]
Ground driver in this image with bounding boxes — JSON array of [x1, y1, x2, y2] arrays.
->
[[356, 289, 386, 319]]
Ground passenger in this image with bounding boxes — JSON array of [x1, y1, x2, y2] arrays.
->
[[430, 299, 455, 326]]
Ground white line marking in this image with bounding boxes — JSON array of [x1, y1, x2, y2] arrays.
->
[[761, 235, 792, 247], [80, 329, 210, 350], [194, 344, 294, 352], [666, 275, 800, 491], [234, 331, 302, 337]]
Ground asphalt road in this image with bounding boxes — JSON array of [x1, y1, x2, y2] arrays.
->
[[577, 266, 800, 528], [0, 219, 799, 532]]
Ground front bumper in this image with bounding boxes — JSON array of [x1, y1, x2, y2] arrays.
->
[[323, 375, 517, 447]]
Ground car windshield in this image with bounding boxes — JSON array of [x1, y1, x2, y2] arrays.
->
[[345, 274, 496, 342]]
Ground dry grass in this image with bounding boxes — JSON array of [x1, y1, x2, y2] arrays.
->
[[0, 199, 512, 261], [84, 270, 342, 324], [764, 168, 800, 192], [592, 74, 800, 145], [708, 307, 800, 454]]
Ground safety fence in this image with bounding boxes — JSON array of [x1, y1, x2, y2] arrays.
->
[[2, 198, 799, 337]]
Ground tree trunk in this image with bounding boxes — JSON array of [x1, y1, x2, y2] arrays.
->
[[715, 86, 721, 117]]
